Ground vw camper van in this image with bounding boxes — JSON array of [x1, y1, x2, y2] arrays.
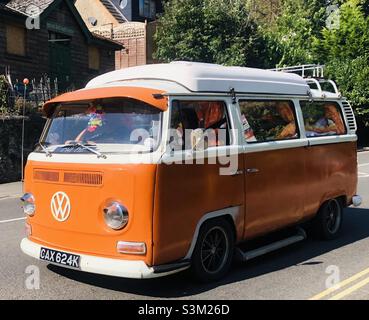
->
[[20, 62, 361, 281]]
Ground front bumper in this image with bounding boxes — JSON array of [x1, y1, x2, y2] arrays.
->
[[20, 238, 187, 279]]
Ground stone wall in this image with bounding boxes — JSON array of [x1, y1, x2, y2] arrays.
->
[[0, 116, 46, 183]]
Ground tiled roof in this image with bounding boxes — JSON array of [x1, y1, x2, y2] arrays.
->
[[100, 0, 126, 23], [4, 0, 54, 16]]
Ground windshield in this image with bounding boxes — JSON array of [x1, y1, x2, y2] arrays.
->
[[37, 98, 163, 154]]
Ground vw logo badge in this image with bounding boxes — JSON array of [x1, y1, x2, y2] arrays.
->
[[51, 192, 71, 222]]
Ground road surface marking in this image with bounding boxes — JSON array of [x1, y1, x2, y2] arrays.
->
[[329, 276, 369, 300], [0, 195, 21, 201], [309, 266, 369, 300], [358, 163, 369, 167], [358, 172, 369, 178], [0, 217, 26, 224]]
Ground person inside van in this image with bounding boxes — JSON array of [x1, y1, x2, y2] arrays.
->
[[305, 103, 346, 136], [171, 101, 228, 150], [276, 102, 297, 139]]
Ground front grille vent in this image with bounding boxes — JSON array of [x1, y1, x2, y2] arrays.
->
[[33, 170, 60, 182], [63, 172, 103, 186]]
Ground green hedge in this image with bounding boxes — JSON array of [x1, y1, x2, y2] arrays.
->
[[0, 116, 46, 183]]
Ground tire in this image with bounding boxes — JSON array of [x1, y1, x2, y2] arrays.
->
[[312, 198, 343, 240], [191, 218, 234, 282]]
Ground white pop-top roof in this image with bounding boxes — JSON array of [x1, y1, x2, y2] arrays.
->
[[86, 61, 311, 96]]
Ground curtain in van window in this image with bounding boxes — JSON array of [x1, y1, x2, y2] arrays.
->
[[170, 101, 230, 150]]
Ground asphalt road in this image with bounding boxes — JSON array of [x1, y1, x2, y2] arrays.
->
[[1, 152, 369, 300]]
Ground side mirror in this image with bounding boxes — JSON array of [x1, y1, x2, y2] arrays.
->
[[191, 129, 208, 151]]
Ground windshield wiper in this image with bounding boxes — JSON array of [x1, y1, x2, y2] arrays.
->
[[64, 142, 107, 159], [37, 142, 52, 157]]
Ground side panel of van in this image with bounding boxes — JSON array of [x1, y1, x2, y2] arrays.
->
[[152, 157, 244, 266], [303, 141, 357, 217], [244, 146, 306, 239]]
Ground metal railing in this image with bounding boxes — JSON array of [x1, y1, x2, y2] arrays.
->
[[269, 64, 325, 78], [270, 64, 342, 98]]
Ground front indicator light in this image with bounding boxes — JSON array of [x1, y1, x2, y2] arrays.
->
[[117, 241, 146, 255], [21, 193, 36, 216], [103, 202, 129, 230]]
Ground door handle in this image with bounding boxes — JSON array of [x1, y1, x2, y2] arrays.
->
[[246, 168, 260, 174], [231, 170, 244, 176]]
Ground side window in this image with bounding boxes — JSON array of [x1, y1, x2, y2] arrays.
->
[[239, 100, 299, 143], [300, 101, 346, 137], [169, 100, 230, 151]]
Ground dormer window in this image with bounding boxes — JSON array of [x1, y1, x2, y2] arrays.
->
[[139, 0, 156, 19]]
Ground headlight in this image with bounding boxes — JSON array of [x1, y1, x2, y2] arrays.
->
[[103, 202, 129, 230], [21, 193, 36, 216]]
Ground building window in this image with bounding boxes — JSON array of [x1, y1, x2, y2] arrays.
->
[[88, 46, 100, 70], [6, 24, 26, 56], [239, 100, 299, 143], [139, 0, 156, 19]]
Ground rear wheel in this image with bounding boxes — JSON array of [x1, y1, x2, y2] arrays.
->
[[312, 198, 343, 240], [191, 218, 234, 282]]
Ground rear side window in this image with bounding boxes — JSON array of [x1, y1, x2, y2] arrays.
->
[[170, 100, 230, 151], [300, 101, 346, 137], [239, 100, 299, 143]]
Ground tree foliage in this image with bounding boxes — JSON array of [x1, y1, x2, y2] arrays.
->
[[155, 0, 369, 125], [325, 56, 369, 124], [155, 0, 264, 66], [259, 0, 327, 67], [313, 0, 369, 61]]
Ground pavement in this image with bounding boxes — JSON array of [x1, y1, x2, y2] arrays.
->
[[0, 181, 22, 200], [0, 152, 369, 300]]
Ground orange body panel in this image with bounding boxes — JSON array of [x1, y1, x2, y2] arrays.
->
[[244, 146, 306, 239], [244, 141, 357, 239], [152, 155, 245, 266], [303, 142, 357, 216], [24, 142, 357, 268], [24, 160, 157, 266], [43, 87, 168, 116]]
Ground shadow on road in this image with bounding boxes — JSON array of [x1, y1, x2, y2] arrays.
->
[[48, 207, 369, 298]]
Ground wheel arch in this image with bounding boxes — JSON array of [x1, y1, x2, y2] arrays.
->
[[183, 206, 241, 260]]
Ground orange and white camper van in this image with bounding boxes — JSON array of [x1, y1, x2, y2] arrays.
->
[[20, 62, 361, 281]]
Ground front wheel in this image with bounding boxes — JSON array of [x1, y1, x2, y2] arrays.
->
[[191, 219, 234, 282], [312, 198, 343, 240]]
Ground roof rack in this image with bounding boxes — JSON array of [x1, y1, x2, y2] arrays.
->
[[269, 64, 341, 98], [269, 64, 325, 78]]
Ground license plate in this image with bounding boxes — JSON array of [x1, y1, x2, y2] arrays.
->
[[40, 247, 80, 269]]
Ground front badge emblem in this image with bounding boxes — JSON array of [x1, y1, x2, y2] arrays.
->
[[51, 192, 71, 222]]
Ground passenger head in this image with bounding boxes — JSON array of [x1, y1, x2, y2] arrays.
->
[[324, 104, 340, 120], [277, 102, 294, 122]]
